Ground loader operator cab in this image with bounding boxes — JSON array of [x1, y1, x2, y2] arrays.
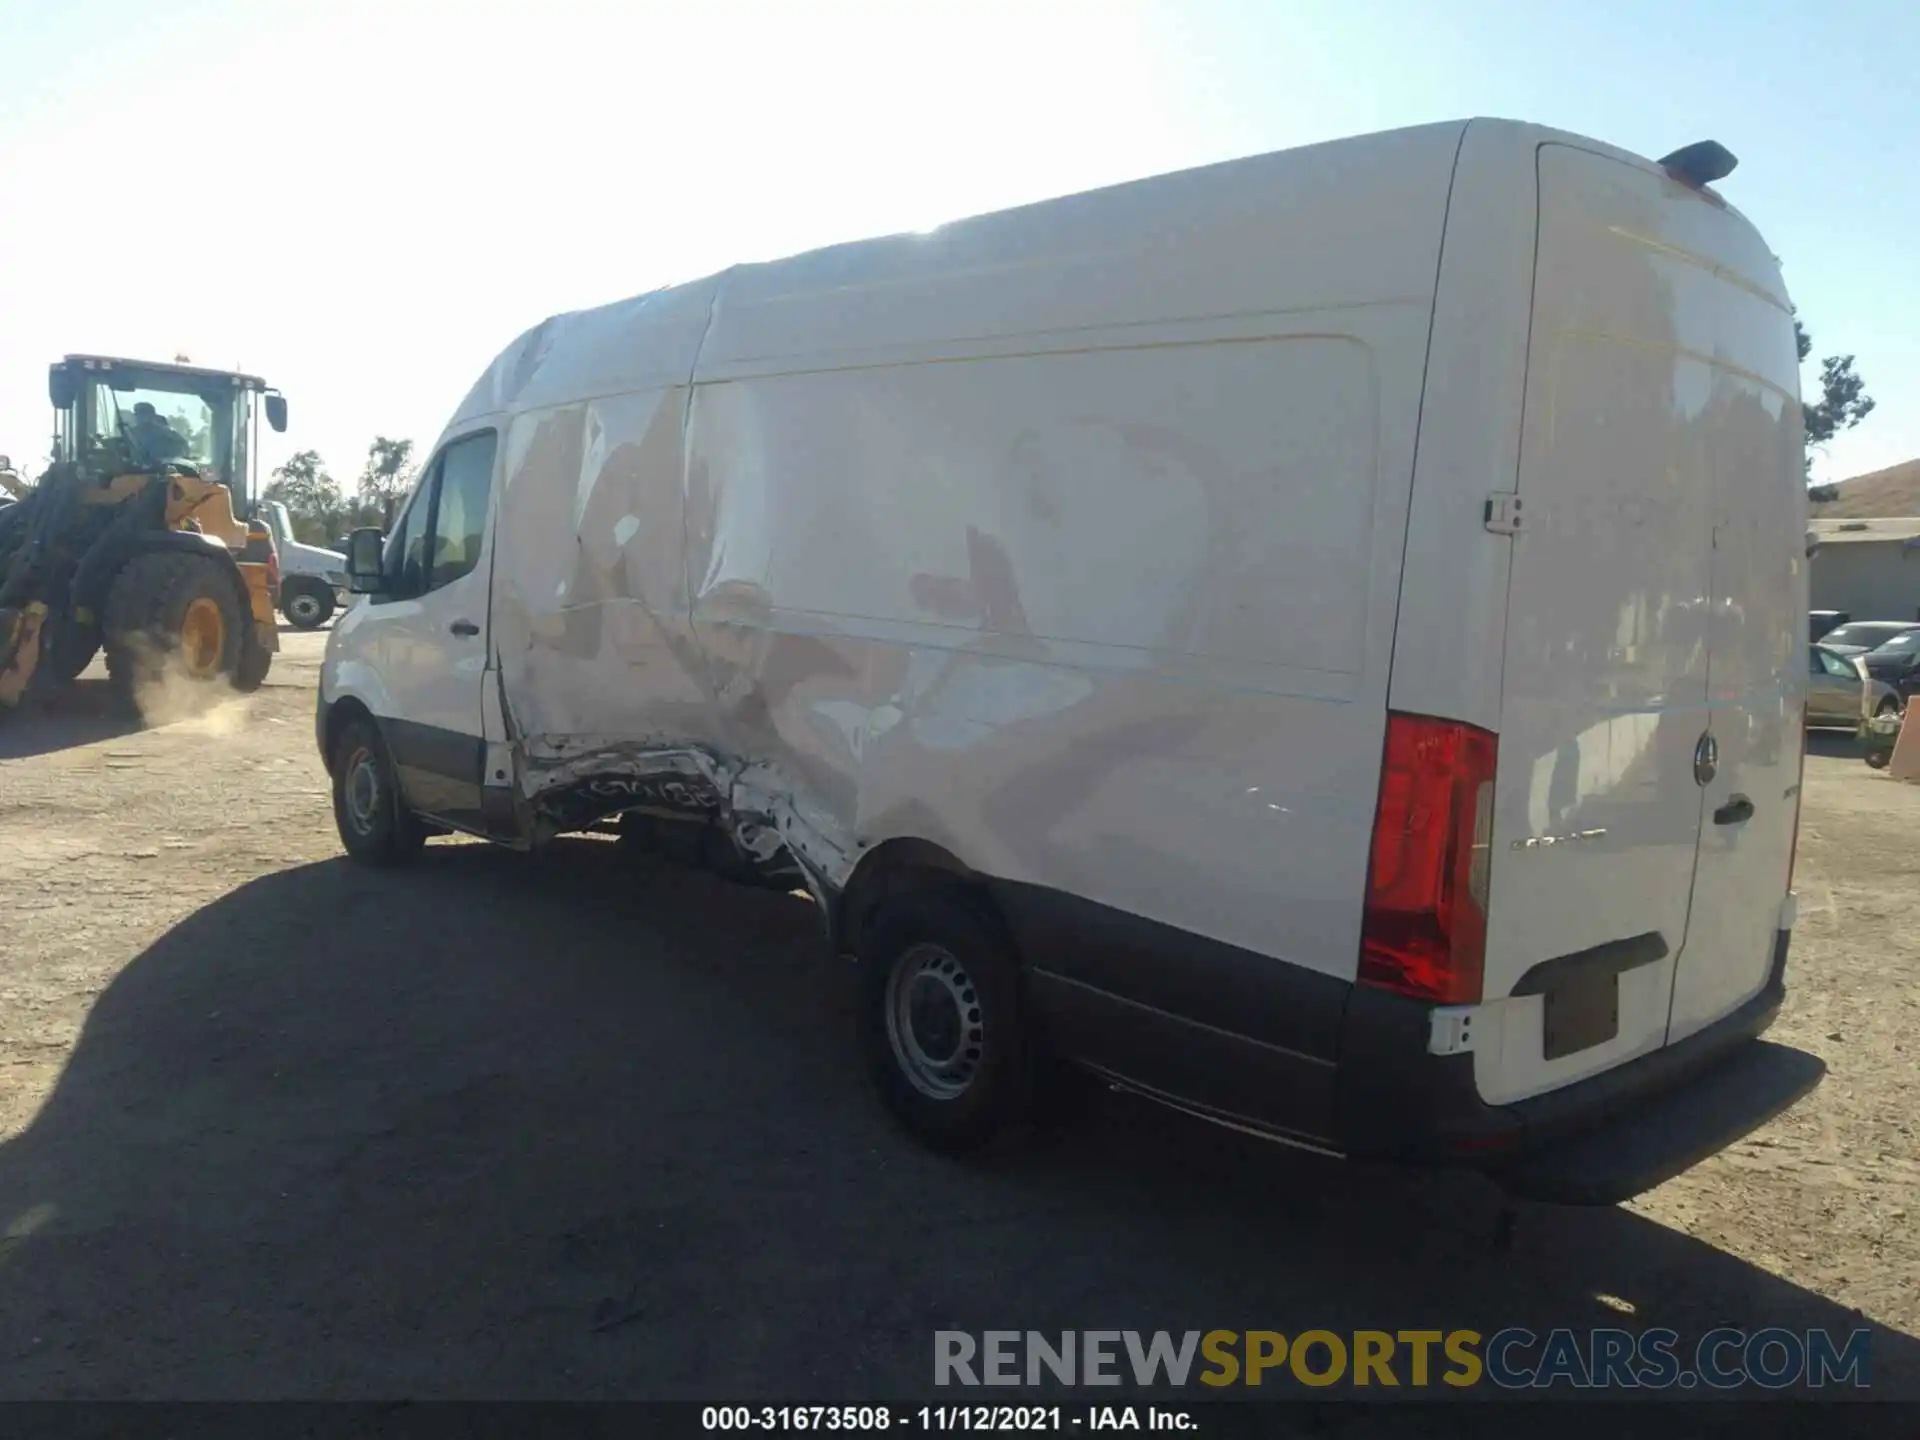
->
[[47, 355, 289, 515]]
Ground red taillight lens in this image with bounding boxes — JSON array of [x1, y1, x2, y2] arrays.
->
[[1359, 712, 1498, 1005]]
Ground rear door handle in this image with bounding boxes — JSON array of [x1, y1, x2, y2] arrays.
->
[[450, 620, 479, 637], [1713, 794, 1754, 826]]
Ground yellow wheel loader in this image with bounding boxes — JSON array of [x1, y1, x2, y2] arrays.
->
[[0, 355, 289, 709]]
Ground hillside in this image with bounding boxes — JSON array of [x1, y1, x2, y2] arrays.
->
[[1811, 458, 1920, 518]]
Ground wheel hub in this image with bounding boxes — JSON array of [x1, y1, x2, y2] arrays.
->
[[343, 746, 381, 835], [179, 596, 227, 678], [884, 944, 985, 1100]]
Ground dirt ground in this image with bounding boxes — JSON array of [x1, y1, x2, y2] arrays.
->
[[0, 633, 1914, 1412]]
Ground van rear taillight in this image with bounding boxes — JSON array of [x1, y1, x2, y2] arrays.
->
[[1359, 713, 1498, 1006]]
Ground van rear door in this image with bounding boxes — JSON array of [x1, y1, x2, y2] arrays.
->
[[1475, 143, 1804, 1105]]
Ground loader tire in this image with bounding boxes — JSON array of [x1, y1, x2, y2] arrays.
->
[[234, 633, 272, 693], [103, 550, 245, 698], [37, 618, 100, 687]]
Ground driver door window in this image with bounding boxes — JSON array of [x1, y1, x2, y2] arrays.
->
[[380, 465, 437, 601], [427, 432, 498, 591], [374, 431, 497, 603]]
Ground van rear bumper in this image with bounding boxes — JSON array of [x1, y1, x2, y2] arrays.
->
[[1334, 931, 1826, 1204]]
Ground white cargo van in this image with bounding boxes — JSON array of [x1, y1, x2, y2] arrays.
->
[[318, 119, 1824, 1203]]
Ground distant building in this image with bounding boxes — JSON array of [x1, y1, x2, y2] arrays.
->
[[1808, 517, 1920, 621]]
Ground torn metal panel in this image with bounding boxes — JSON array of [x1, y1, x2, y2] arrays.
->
[[492, 388, 713, 749], [519, 738, 855, 896]]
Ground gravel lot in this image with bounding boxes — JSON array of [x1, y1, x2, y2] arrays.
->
[[1, 632, 1914, 1414]]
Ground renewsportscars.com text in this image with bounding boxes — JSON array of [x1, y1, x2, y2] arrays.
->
[[935, 1328, 1872, 1390]]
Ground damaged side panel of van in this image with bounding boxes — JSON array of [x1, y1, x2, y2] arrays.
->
[[670, 124, 1467, 1141]]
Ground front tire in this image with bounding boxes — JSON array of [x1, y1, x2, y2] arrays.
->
[[283, 580, 335, 630], [858, 890, 1029, 1152], [234, 632, 272, 692], [332, 716, 427, 866], [103, 550, 245, 698], [35, 617, 99, 688]]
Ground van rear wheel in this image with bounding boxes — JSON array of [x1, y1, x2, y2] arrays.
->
[[858, 890, 1028, 1151], [332, 716, 426, 866]]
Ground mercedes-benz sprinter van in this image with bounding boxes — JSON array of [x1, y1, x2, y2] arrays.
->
[[318, 119, 1824, 1203]]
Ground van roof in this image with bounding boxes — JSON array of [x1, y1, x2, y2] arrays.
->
[[443, 118, 1757, 435]]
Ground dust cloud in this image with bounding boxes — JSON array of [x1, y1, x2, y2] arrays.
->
[[125, 638, 252, 734]]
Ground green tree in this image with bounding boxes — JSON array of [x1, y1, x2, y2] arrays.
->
[[264, 449, 345, 544], [163, 408, 209, 461], [358, 436, 416, 528], [1797, 318, 1874, 478]]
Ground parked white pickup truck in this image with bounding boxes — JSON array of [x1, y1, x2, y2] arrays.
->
[[261, 500, 350, 629]]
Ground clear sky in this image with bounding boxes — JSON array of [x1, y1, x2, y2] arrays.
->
[[1, 0, 1913, 490]]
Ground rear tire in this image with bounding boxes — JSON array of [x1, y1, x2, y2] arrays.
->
[[1866, 749, 1892, 770], [1875, 696, 1901, 719], [857, 889, 1030, 1152], [234, 632, 272, 692], [331, 715, 426, 866], [103, 550, 245, 698], [36, 617, 99, 687], [283, 580, 335, 630]]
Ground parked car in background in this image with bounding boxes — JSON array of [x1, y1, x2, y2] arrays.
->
[[1860, 630, 1920, 702], [1817, 620, 1920, 658], [1808, 644, 1902, 729], [1809, 610, 1850, 642]]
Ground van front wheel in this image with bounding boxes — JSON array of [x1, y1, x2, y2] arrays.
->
[[332, 716, 426, 866], [858, 890, 1028, 1152]]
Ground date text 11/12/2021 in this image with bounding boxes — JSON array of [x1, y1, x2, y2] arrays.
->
[[702, 1407, 1193, 1431]]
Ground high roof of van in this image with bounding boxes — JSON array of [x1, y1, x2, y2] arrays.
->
[[444, 118, 1757, 437]]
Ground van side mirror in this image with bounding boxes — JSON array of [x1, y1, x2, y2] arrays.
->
[[346, 527, 386, 593], [264, 393, 288, 433]]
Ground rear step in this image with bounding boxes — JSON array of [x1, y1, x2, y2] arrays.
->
[[1495, 1040, 1826, 1205]]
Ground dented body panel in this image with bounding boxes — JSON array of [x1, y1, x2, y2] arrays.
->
[[421, 122, 1460, 984]]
